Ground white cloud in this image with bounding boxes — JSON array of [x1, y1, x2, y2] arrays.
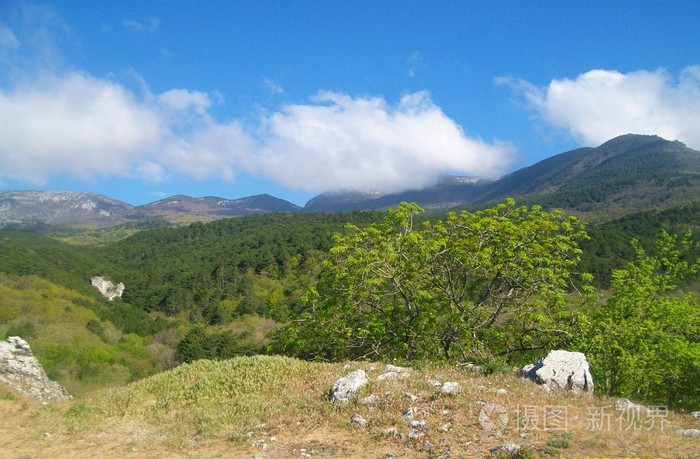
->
[[0, 72, 513, 193], [255, 91, 515, 193], [502, 66, 700, 149], [0, 73, 162, 183], [264, 78, 284, 95], [123, 17, 160, 33]]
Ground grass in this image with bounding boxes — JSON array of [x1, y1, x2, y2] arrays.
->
[[1, 355, 699, 458]]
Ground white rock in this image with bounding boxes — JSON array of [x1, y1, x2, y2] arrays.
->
[[350, 414, 368, 427], [403, 407, 417, 421], [90, 276, 125, 301], [329, 370, 369, 404], [439, 381, 462, 395], [377, 371, 399, 381], [385, 364, 410, 373], [490, 443, 520, 454], [677, 429, 700, 437], [518, 350, 594, 393], [0, 337, 72, 402], [360, 394, 380, 405], [615, 398, 647, 413]]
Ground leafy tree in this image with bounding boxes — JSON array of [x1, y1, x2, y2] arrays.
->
[[575, 231, 700, 410], [280, 200, 591, 363]]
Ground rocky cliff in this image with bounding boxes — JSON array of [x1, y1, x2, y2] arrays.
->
[[0, 336, 72, 402]]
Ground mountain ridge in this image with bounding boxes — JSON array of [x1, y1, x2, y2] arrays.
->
[[2, 134, 699, 228]]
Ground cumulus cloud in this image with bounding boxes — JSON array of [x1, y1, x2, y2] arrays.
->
[[255, 91, 515, 193], [0, 73, 163, 183], [501, 66, 700, 149], [0, 70, 514, 193]]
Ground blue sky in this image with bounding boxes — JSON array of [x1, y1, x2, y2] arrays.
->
[[1, 1, 699, 206]]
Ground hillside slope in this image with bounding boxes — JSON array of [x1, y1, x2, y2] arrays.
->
[[1, 355, 698, 458]]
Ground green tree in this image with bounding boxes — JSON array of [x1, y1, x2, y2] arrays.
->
[[280, 200, 591, 363], [576, 231, 700, 410]]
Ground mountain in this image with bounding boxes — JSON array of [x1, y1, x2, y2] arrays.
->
[[0, 191, 134, 229], [303, 176, 492, 212], [305, 134, 700, 219], [2, 134, 699, 228], [0, 192, 301, 229], [476, 134, 700, 219], [133, 194, 302, 222]]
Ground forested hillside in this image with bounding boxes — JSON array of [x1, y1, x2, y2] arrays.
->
[[1, 198, 698, 412]]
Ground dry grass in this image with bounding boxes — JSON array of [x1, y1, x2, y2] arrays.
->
[[1, 356, 699, 458]]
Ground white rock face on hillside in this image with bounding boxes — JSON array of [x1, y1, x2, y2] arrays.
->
[[91, 276, 125, 301], [0, 336, 72, 402]]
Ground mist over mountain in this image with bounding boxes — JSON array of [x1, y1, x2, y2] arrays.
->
[[1, 134, 699, 229]]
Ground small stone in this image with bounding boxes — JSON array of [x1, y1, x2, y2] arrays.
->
[[440, 382, 462, 395], [691, 411, 700, 418], [496, 388, 508, 395], [428, 379, 443, 387], [616, 398, 646, 413], [385, 427, 400, 438], [424, 440, 435, 450], [350, 414, 368, 427], [440, 422, 453, 432], [409, 420, 427, 429], [360, 394, 380, 405], [252, 439, 268, 451], [460, 363, 484, 374], [43, 432, 51, 439], [677, 429, 700, 437], [490, 443, 520, 455], [408, 428, 424, 439], [403, 407, 417, 421], [403, 392, 419, 402], [385, 364, 410, 373], [377, 371, 399, 381]]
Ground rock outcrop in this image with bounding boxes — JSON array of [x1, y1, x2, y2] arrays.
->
[[518, 349, 594, 393], [90, 276, 125, 301], [329, 370, 369, 404], [0, 336, 72, 402]]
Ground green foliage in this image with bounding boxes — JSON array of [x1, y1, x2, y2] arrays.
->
[[580, 202, 700, 287], [175, 316, 276, 363], [575, 231, 700, 410], [0, 274, 166, 394], [100, 211, 382, 323], [280, 200, 591, 363]]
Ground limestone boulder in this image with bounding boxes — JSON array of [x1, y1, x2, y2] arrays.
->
[[518, 349, 594, 393], [329, 370, 369, 404]]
